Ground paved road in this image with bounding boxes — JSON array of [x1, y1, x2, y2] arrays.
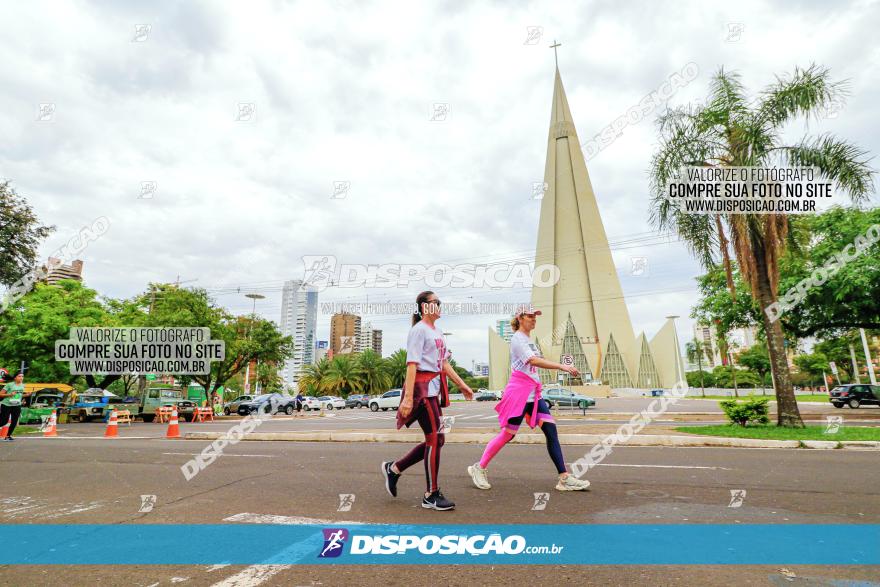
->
[[1, 436, 878, 586], [40, 399, 880, 438]]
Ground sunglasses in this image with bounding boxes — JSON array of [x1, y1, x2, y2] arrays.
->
[[426, 299, 441, 306], [521, 313, 536, 319]]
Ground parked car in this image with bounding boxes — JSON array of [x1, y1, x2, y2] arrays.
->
[[346, 394, 370, 409], [66, 389, 134, 422], [237, 393, 298, 416], [369, 389, 402, 412], [20, 389, 67, 424], [543, 388, 595, 409], [301, 396, 323, 411], [829, 384, 880, 409], [475, 390, 502, 401], [224, 394, 255, 416], [317, 396, 346, 410]]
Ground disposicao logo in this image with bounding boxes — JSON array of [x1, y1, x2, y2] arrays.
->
[[319, 528, 349, 558]]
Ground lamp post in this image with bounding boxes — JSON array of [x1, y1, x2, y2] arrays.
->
[[243, 293, 265, 394]]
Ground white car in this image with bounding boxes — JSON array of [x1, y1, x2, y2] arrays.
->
[[301, 396, 323, 411], [318, 396, 346, 410], [369, 389, 402, 412]]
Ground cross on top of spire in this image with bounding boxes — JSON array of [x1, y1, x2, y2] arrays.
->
[[550, 40, 561, 68]]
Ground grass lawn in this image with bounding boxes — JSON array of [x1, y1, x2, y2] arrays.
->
[[675, 424, 880, 441], [10, 425, 40, 436], [689, 394, 831, 403]]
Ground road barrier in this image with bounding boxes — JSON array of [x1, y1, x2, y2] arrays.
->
[[193, 406, 214, 422]]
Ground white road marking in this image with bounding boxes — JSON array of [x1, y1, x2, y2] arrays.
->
[[223, 512, 364, 525], [212, 513, 366, 587], [206, 564, 231, 572]]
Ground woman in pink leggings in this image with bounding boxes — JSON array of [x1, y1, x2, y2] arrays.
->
[[468, 306, 591, 492]]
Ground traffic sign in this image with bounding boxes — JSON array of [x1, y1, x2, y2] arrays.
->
[[561, 354, 574, 366], [829, 361, 838, 375]]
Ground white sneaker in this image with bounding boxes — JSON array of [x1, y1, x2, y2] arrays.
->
[[467, 463, 491, 490], [556, 475, 591, 491]]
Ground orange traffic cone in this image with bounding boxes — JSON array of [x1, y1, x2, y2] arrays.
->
[[0, 417, 9, 439], [166, 408, 181, 439], [104, 410, 118, 438], [43, 411, 58, 437]]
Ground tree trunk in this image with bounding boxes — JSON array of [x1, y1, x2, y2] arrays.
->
[[753, 246, 804, 427]]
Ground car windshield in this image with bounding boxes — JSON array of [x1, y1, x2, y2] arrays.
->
[[253, 395, 274, 402], [830, 387, 845, 393], [160, 390, 180, 399], [318, 396, 330, 400]]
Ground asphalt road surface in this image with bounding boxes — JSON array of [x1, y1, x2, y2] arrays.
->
[[1, 434, 878, 586]]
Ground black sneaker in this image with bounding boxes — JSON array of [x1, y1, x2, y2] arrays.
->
[[2, 436, 12, 442], [422, 490, 455, 511], [381, 461, 400, 497]]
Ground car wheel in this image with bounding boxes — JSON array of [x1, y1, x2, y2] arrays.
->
[[224, 407, 231, 416], [370, 403, 378, 412], [285, 405, 294, 415], [832, 402, 844, 409], [849, 398, 860, 409], [141, 414, 155, 423], [327, 404, 333, 410], [78, 411, 89, 423]]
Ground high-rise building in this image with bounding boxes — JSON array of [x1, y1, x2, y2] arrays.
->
[[279, 280, 318, 389], [495, 319, 514, 342], [42, 257, 84, 285], [690, 322, 759, 369], [358, 320, 373, 353], [489, 65, 686, 391], [371, 329, 383, 355], [331, 313, 361, 355]]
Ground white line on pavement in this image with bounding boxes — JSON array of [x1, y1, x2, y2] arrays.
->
[[223, 512, 365, 525], [209, 565, 288, 587]]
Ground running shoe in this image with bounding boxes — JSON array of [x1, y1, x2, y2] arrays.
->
[[2, 437, 12, 442], [422, 490, 455, 511], [381, 461, 400, 497], [556, 475, 591, 491], [467, 463, 491, 490]]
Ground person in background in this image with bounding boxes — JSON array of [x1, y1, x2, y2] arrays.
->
[[295, 391, 304, 413], [0, 372, 26, 441]]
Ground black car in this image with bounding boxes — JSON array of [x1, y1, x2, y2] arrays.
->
[[829, 384, 880, 409], [475, 390, 501, 401], [237, 393, 298, 416], [346, 394, 370, 409]]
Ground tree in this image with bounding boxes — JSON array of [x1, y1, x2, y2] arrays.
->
[[298, 358, 332, 395], [256, 362, 284, 393], [777, 207, 880, 338], [356, 349, 391, 395], [0, 182, 55, 287], [323, 355, 364, 397], [386, 349, 408, 388], [143, 286, 293, 403], [650, 64, 875, 427], [738, 343, 772, 395], [685, 338, 711, 396], [0, 280, 120, 386], [686, 370, 715, 388]]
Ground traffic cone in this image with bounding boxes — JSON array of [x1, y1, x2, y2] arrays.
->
[[43, 412, 58, 437], [166, 408, 181, 439], [104, 410, 118, 438], [0, 417, 9, 439]]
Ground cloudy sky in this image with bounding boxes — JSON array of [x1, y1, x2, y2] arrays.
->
[[2, 0, 878, 370]]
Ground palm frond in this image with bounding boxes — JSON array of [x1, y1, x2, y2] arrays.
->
[[756, 63, 847, 127], [778, 134, 875, 202]]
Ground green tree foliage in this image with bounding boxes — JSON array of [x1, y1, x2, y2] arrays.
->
[[0, 182, 55, 287]]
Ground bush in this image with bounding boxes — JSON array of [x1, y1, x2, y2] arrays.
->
[[719, 397, 770, 427]]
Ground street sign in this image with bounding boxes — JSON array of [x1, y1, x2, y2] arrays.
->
[[146, 374, 157, 381], [561, 354, 574, 366], [829, 361, 838, 375]]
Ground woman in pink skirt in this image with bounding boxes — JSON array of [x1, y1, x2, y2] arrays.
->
[[468, 306, 591, 492]]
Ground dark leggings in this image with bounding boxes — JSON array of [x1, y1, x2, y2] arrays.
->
[[508, 399, 566, 474], [0, 404, 21, 438], [394, 396, 445, 493]]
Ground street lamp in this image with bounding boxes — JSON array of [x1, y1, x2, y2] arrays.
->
[[243, 293, 265, 394]]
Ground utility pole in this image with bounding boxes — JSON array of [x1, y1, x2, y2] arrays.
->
[[849, 343, 861, 384]]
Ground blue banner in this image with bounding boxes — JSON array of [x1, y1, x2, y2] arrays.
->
[[3, 524, 877, 565]]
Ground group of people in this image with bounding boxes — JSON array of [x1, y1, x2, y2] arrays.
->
[[0, 371, 25, 441], [380, 291, 590, 511]]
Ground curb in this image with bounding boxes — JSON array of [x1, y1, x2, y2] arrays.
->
[[182, 431, 880, 450]]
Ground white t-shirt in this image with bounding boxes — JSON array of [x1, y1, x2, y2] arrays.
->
[[510, 331, 541, 401], [406, 320, 450, 397]]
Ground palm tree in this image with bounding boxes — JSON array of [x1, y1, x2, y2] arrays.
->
[[356, 349, 392, 395], [650, 64, 874, 427], [386, 348, 408, 388], [323, 355, 365, 397], [685, 338, 709, 397], [298, 357, 331, 395]]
